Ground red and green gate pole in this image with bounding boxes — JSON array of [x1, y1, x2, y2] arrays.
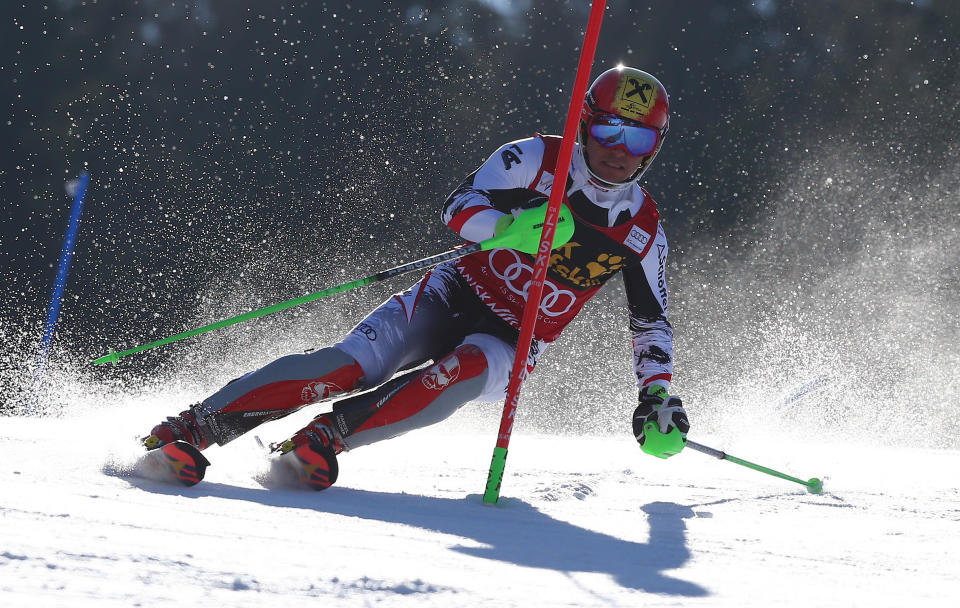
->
[[483, 0, 608, 504]]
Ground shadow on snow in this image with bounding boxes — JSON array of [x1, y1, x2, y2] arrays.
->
[[118, 472, 709, 597]]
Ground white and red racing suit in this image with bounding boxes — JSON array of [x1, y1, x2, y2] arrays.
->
[[442, 134, 674, 392], [189, 134, 673, 450]]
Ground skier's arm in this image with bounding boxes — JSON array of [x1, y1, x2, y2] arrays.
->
[[623, 224, 674, 392], [442, 137, 547, 243], [624, 225, 687, 458]]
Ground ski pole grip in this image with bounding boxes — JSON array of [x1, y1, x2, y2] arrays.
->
[[481, 204, 575, 254], [685, 440, 726, 460]]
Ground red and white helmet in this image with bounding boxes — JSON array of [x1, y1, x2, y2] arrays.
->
[[578, 66, 670, 186]]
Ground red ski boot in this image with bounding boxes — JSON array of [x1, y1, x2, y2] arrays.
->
[[135, 407, 212, 486], [141, 441, 210, 487], [273, 414, 342, 491], [143, 408, 211, 451]]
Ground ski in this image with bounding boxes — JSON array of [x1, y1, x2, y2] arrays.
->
[[136, 441, 211, 487], [130, 438, 334, 491]]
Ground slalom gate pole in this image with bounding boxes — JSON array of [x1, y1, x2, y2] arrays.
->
[[91, 222, 544, 366], [32, 172, 90, 403], [482, 0, 608, 505], [685, 439, 824, 494]]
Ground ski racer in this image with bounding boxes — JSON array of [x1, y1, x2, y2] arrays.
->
[[143, 66, 690, 489]]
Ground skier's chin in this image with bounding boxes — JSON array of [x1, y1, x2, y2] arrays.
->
[[593, 163, 629, 184]]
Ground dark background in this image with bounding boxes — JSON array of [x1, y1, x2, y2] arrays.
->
[[3, 1, 959, 433]]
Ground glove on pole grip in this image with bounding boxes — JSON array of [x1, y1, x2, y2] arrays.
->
[[484, 204, 576, 255]]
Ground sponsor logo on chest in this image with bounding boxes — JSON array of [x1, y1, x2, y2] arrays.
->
[[549, 241, 625, 288], [623, 225, 652, 256]]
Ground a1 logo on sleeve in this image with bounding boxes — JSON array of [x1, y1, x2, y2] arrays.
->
[[500, 143, 524, 170], [623, 225, 652, 255]]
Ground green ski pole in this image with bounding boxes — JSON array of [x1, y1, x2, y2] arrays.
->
[[93, 205, 574, 366], [685, 439, 824, 494]]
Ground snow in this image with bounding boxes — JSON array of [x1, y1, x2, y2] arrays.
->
[[2, 403, 958, 607]]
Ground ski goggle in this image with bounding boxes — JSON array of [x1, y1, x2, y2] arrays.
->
[[587, 113, 660, 157]]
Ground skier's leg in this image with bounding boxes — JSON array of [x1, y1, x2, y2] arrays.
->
[[335, 342, 490, 448], [275, 341, 487, 477], [145, 347, 365, 449], [282, 332, 527, 454], [146, 265, 468, 450]]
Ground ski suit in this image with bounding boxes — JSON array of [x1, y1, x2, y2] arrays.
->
[[193, 135, 674, 450]]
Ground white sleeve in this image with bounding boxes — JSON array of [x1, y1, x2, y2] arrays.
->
[[442, 137, 546, 243], [625, 224, 673, 391]]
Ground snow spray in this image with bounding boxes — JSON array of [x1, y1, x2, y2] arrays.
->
[[666, 140, 960, 449]]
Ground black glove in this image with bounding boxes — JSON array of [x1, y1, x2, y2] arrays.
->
[[633, 386, 689, 458]]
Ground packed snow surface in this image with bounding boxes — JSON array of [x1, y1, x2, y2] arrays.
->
[[1, 403, 958, 607]]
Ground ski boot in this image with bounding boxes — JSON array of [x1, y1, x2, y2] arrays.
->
[[140, 407, 212, 487], [143, 407, 211, 451], [272, 414, 342, 491]]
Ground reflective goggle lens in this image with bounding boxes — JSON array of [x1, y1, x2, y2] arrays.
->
[[588, 116, 659, 157]]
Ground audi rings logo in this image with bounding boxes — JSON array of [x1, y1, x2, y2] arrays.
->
[[489, 249, 575, 317], [354, 323, 377, 341]]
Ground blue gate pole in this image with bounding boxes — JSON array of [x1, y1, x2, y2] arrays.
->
[[31, 172, 90, 409]]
